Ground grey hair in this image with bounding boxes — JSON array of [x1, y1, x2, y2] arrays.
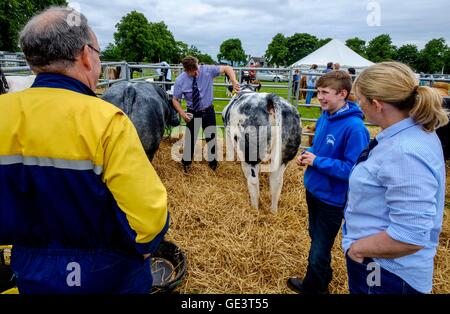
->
[[19, 6, 93, 72]]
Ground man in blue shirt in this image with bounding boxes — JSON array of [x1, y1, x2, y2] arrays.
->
[[172, 56, 239, 172], [287, 70, 369, 294]]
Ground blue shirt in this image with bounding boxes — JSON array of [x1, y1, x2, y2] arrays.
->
[[307, 69, 318, 87], [342, 117, 446, 293], [173, 65, 220, 110]]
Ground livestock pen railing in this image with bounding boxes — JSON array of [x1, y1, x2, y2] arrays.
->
[[3, 61, 450, 148]]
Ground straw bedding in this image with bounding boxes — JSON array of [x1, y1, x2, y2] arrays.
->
[[151, 136, 450, 294]]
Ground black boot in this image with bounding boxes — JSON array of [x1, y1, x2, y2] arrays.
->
[[209, 160, 218, 171]]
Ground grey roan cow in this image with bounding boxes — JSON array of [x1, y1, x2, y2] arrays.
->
[[222, 85, 301, 213], [102, 81, 180, 160]]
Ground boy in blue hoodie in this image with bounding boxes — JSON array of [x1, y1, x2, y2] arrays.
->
[[287, 70, 370, 294]]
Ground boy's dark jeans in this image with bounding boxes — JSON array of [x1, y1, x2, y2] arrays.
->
[[302, 190, 344, 293], [182, 106, 217, 168]]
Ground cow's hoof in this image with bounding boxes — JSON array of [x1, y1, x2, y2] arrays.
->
[[270, 208, 278, 215], [182, 164, 191, 173], [209, 162, 218, 171]]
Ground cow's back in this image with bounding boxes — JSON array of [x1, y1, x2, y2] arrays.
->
[[102, 81, 167, 159]]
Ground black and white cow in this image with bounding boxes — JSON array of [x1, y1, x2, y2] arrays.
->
[[102, 81, 180, 161], [223, 85, 301, 213]]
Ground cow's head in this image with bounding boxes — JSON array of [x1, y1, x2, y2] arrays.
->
[[240, 84, 257, 93], [166, 93, 180, 127], [151, 83, 180, 128]]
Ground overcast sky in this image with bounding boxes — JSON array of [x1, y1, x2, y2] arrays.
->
[[72, 0, 450, 60]]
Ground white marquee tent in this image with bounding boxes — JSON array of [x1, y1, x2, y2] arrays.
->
[[290, 39, 374, 69]]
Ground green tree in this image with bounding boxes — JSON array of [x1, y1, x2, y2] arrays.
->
[[217, 38, 246, 66], [265, 33, 288, 66], [113, 11, 152, 62], [346, 37, 366, 57], [366, 34, 397, 62], [147, 21, 178, 62], [444, 47, 450, 74], [187, 45, 215, 64], [196, 52, 215, 64], [174, 40, 190, 62], [286, 33, 318, 66], [101, 43, 122, 61], [0, 0, 67, 51], [109, 13, 215, 65], [395, 44, 419, 70], [417, 38, 448, 73]]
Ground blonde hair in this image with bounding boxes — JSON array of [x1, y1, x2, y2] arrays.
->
[[353, 61, 449, 131]]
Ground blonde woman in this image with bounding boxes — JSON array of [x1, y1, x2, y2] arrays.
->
[[342, 61, 448, 294]]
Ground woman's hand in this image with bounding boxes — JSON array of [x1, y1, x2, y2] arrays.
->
[[348, 242, 365, 263]]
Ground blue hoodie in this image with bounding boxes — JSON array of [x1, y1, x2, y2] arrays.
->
[[304, 101, 369, 207]]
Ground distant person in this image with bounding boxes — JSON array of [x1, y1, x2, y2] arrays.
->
[[323, 62, 333, 73], [343, 61, 448, 294], [157, 61, 172, 91], [419, 72, 427, 86], [249, 62, 257, 81], [300, 74, 307, 99], [292, 69, 300, 98], [347, 68, 357, 101], [347, 67, 356, 76], [306, 64, 318, 105], [241, 65, 251, 84], [333, 63, 341, 71]]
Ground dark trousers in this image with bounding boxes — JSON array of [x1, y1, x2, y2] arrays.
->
[[303, 190, 344, 293], [292, 82, 299, 98], [182, 106, 217, 168], [346, 254, 422, 294], [11, 246, 152, 294]]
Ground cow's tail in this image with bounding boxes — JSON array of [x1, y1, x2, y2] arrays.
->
[[267, 94, 283, 172], [122, 83, 137, 116]]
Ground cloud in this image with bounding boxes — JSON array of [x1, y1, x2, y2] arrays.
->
[[73, 0, 450, 59]]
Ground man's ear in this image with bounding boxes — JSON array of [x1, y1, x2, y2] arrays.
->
[[80, 45, 93, 71]]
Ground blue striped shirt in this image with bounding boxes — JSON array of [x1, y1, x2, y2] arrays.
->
[[342, 117, 446, 293], [173, 65, 220, 111]]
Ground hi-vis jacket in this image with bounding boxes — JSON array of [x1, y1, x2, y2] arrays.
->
[[0, 74, 169, 256]]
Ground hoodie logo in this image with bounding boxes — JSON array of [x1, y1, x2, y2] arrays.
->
[[326, 134, 336, 146]]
